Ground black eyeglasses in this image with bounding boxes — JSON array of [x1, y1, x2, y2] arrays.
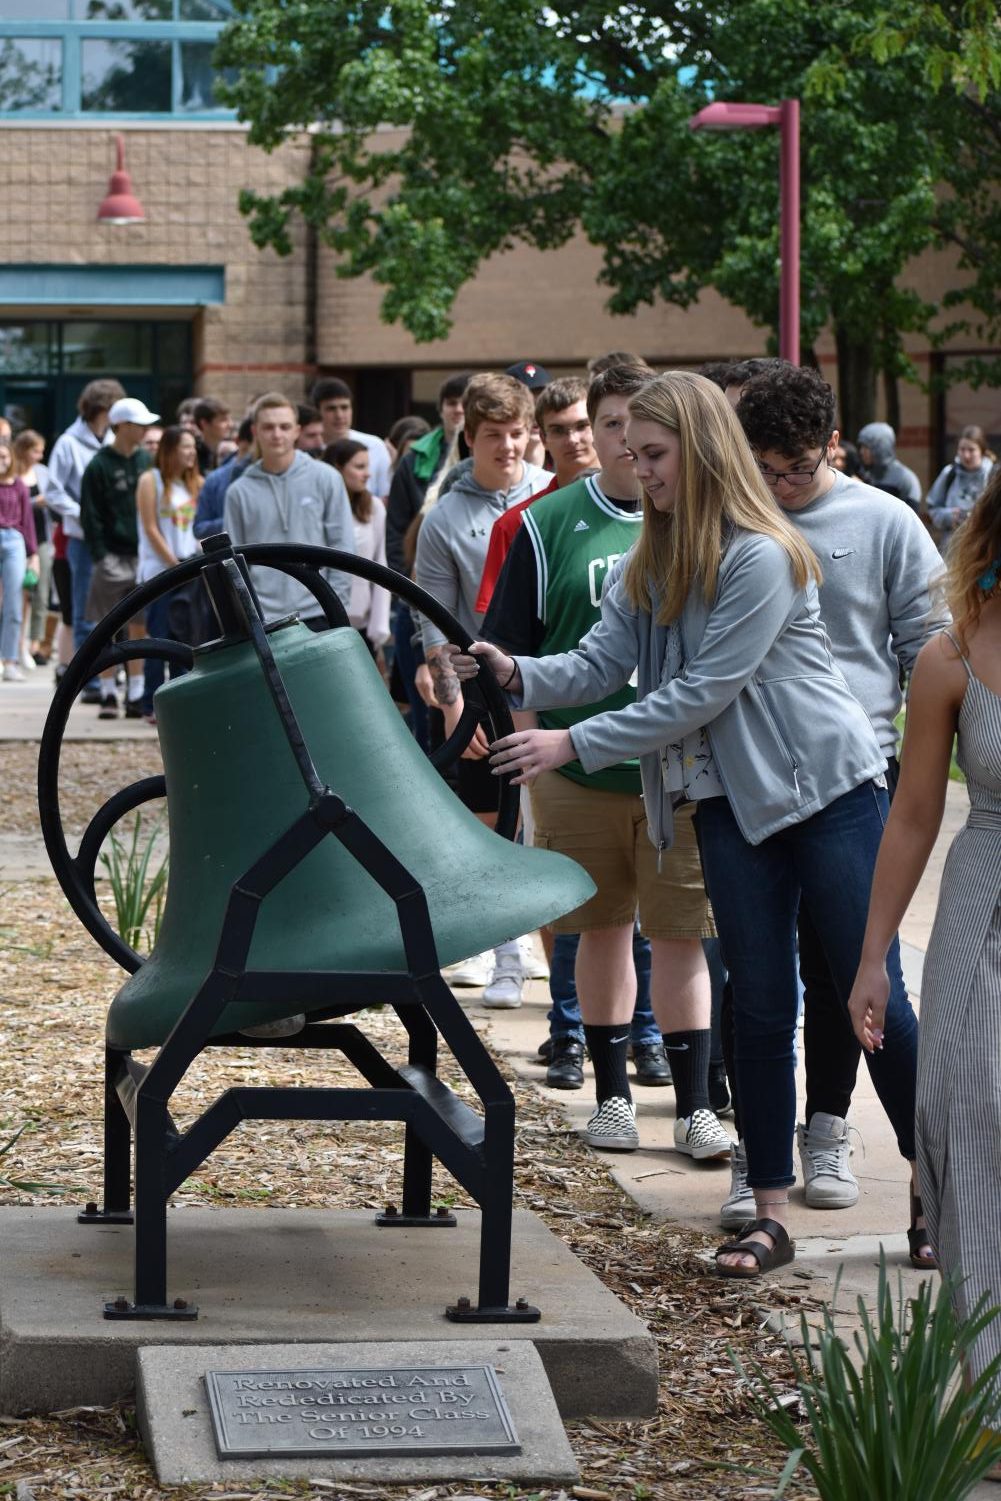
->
[[756, 439, 832, 488]]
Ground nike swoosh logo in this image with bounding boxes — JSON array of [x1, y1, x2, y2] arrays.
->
[[832, 547, 855, 559]]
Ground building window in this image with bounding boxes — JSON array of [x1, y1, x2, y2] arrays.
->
[[0, 317, 193, 436], [0, 36, 63, 110], [0, 1, 233, 117], [81, 37, 172, 111]]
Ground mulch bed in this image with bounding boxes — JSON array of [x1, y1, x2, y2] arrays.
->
[[0, 738, 820, 1500]]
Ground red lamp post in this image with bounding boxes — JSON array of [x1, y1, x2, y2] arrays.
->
[[689, 99, 800, 366], [97, 133, 146, 226]]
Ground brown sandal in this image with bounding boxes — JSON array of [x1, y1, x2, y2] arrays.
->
[[908, 1190, 937, 1270], [714, 1217, 795, 1280]]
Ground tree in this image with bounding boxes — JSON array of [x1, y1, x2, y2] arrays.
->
[[216, 0, 998, 428], [216, 0, 611, 341], [837, 0, 1001, 393]]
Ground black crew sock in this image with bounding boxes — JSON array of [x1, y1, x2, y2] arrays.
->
[[663, 1028, 712, 1121], [583, 1024, 632, 1105]]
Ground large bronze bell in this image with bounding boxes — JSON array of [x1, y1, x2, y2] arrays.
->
[[108, 620, 593, 1049]]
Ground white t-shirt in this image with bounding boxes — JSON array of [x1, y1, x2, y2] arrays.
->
[[348, 495, 391, 645], [137, 473, 199, 582]]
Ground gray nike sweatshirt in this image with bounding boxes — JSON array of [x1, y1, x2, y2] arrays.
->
[[223, 451, 354, 621], [416, 461, 548, 649], [787, 472, 947, 754]]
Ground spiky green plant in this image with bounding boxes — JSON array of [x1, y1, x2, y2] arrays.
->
[[740, 1252, 1001, 1500], [0, 1124, 84, 1195], [98, 810, 169, 953]]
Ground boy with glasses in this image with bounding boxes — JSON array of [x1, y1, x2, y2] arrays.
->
[[724, 361, 945, 1224]]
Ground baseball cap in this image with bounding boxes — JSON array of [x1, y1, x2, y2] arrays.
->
[[108, 397, 160, 427], [505, 360, 551, 391]]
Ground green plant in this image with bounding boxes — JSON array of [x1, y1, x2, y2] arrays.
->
[[0, 1124, 85, 1196], [98, 810, 169, 952], [741, 1251, 1001, 1499]]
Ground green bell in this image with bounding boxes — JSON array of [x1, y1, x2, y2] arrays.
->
[[107, 622, 594, 1050]]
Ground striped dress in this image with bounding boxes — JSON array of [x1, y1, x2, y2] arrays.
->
[[916, 650, 1001, 1380]]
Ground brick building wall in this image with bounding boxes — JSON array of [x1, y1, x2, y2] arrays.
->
[[0, 124, 312, 418], [0, 121, 994, 481]]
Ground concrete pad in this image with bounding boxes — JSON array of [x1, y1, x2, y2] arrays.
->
[[0, 1207, 656, 1418], [137, 1339, 579, 1487]]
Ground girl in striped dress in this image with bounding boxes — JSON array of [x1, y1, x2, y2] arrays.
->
[[850, 470, 1001, 1364]]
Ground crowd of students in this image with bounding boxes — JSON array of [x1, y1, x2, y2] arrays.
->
[[433, 358, 998, 1411], [0, 356, 998, 1331]]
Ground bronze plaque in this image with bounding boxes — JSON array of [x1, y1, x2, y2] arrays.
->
[[205, 1364, 520, 1460]]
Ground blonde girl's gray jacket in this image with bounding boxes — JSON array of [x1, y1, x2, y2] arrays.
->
[[513, 528, 886, 850]]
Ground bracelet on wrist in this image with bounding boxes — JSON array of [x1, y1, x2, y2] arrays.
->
[[500, 660, 519, 689]]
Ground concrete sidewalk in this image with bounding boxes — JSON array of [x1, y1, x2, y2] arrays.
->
[[0, 656, 157, 742]]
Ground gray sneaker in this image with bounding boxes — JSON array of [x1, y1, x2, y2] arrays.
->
[[720, 1140, 755, 1230], [797, 1111, 859, 1208]]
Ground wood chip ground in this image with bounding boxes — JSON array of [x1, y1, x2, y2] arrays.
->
[[2, 739, 818, 1499]]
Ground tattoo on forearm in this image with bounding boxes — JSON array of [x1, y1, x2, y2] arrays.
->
[[427, 646, 461, 706]]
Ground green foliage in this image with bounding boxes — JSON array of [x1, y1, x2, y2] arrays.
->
[[98, 810, 169, 954], [216, 0, 1001, 414], [0, 1123, 85, 1196], [741, 1253, 1001, 1500]]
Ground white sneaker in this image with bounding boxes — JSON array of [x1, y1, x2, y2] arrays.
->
[[2, 663, 25, 682], [673, 1108, 731, 1161], [720, 1140, 755, 1229], [797, 1111, 859, 1208], [583, 1096, 639, 1152], [443, 951, 493, 988], [482, 949, 524, 1008], [517, 935, 549, 981], [19, 647, 36, 672]]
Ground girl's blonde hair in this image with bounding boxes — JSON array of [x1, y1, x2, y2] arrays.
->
[[623, 370, 821, 622], [943, 466, 1001, 651]]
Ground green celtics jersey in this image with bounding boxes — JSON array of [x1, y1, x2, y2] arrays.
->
[[522, 473, 643, 795]]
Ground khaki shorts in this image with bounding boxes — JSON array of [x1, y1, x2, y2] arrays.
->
[[529, 770, 715, 940], [85, 552, 138, 623]]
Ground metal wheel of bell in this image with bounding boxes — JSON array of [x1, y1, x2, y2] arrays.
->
[[37, 541, 520, 975]]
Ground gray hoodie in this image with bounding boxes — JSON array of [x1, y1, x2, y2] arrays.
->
[[857, 422, 922, 511], [416, 461, 548, 649], [926, 456, 994, 550], [45, 416, 108, 540], [514, 530, 885, 849], [785, 471, 946, 754], [223, 451, 354, 621]]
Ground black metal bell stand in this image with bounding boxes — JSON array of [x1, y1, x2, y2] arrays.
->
[[37, 535, 540, 1323]]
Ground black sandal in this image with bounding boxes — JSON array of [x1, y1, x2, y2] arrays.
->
[[908, 1189, 937, 1270], [714, 1217, 795, 1280]]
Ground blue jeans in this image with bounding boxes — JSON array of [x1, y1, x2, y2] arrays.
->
[[67, 535, 99, 692], [0, 527, 26, 660], [142, 590, 190, 715], [696, 783, 918, 1190], [393, 603, 429, 752], [548, 925, 660, 1046]]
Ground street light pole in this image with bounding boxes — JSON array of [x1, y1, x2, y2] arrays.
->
[[689, 99, 800, 365], [778, 98, 800, 367]]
